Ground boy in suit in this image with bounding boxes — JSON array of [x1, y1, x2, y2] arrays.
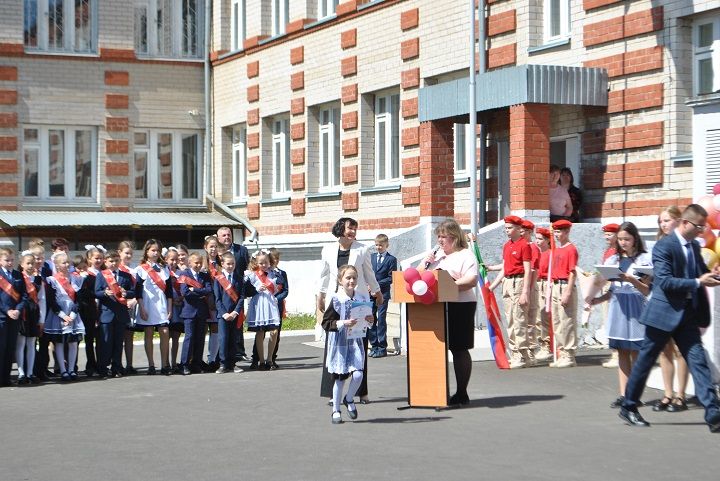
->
[[179, 253, 213, 375], [369, 234, 396, 358], [0, 248, 28, 386], [619, 204, 720, 432], [217, 226, 251, 363], [213, 253, 245, 373], [95, 251, 135, 378]]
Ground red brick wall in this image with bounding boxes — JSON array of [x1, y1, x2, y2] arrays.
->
[[401, 8, 419, 31], [419, 119, 454, 217], [401, 68, 420, 89], [584, 7, 663, 47], [487, 10, 516, 37], [401, 38, 419, 61], [509, 103, 549, 211], [341, 29, 357, 49]]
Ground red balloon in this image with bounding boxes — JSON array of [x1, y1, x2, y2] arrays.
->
[[697, 194, 718, 219], [711, 213, 720, 231], [421, 270, 437, 288], [713, 183, 720, 195], [418, 290, 436, 305], [403, 267, 422, 285], [405, 282, 415, 295], [701, 227, 717, 251]]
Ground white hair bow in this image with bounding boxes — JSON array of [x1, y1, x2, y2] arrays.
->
[[161, 246, 179, 257], [251, 249, 270, 258], [21, 249, 32, 256], [85, 244, 107, 253]]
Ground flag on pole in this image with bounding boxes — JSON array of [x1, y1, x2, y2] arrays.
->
[[546, 226, 556, 359], [470, 238, 509, 369]]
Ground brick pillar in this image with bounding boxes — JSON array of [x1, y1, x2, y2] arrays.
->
[[419, 119, 454, 218], [0, 65, 19, 209], [509, 103, 549, 218]]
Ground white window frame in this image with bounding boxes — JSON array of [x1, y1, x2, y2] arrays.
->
[[231, 0, 246, 52], [22, 125, 97, 201], [134, 0, 204, 59], [319, 107, 341, 191], [374, 93, 400, 185], [272, 119, 291, 196], [232, 126, 247, 201], [543, 0, 570, 43], [453, 123, 471, 178], [318, 0, 339, 19], [133, 130, 203, 203], [693, 16, 720, 96], [23, 0, 98, 53], [272, 0, 289, 37]]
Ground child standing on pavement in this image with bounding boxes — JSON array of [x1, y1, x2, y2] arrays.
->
[[322, 265, 374, 424], [118, 241, 139, 375], [164, 247, 184, 373], [17, 252, 44, 384], [549, 219, 579, 368], [245, 250, 281, 370]]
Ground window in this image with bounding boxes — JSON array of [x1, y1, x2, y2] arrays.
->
[[272, 119, 291, 195], [319, 107, 341, 190], [133, 130, 202, 201], [23, 0, 97, 53], [544, 0, 569, 42], [22, 126, 96, 200], [318, 0, 339, 19], [272, 0, 289, 37], [454, 124, 470, 176], [693, 17, 720, 95], [232, 126, 247, 200], [134, 0, 204, 59], [374, 93, 400, 184], [231, 0, 246, 51]]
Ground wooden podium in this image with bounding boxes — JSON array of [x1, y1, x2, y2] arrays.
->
[[392, 270, 458, 408]]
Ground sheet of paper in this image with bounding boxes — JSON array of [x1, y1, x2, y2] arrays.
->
[[631, 265, 654, 277], [347, 301, 374, 339], [594, 265, 623, 281]]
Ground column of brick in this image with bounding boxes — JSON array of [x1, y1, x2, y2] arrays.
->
[[399, 8, 421, 209], [508, 103, 549, 217], [289, 47, 306, 216], [0, 64, 19, 208], [340, 30, 359, 212], [419, 119, 454, 218], [103, 70, 131, 211], [246, 60, 261, 220]]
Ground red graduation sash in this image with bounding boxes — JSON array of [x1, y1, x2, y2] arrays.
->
[[169, 271, 182, 295], [216, 274, 239, 303], [207, 259, 219, 279], [22, 274, 38, 303], [256, 270, 276, 294], [177, 274, 203, 289], [55, 273, 76, 302], [140, 263, 167, 293], [0, 272, 21, 302], [118, 264, 136, 286], [101, 269, 127, 306]]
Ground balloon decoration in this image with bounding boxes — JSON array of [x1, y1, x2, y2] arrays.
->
[[701, 248, 719, 270], [697, 194, 718, 220], [700, 227, 717, 251], [713, 183, 720, 196], [403, 267, 438, 305], [710, 212, 720, 231]]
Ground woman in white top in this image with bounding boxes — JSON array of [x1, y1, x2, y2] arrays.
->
[[423, 218, 479, 406]]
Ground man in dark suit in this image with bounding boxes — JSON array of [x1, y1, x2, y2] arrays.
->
[[619, 204, 720, 432], [217, 226, 251, 362], [0, 248, 28, 386], [369, 234, 397, 358]]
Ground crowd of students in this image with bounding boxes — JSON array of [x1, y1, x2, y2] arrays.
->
[[0, 228, 289, 385]]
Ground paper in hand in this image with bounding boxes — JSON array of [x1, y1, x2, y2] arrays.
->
[[347, 300, 374, 339]]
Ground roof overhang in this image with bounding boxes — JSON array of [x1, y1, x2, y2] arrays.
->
[[0, 211, 246, 230], [419, 64, 608, 122]]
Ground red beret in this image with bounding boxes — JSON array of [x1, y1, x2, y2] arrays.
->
[[536, 227, 551, 238], [504, 215, 522, 226], [552, 219, 573, 229], [521, 219, 535, 230], [602, 223, 620, 233]]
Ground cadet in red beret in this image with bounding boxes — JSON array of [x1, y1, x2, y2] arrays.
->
[[520, 220, 541, 359], [534, 227, 553, 361], [602, 223, 619, 262], [549, 219, 578, 368], [488, 216, 534, 368]]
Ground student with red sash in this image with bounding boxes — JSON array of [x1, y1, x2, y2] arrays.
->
[[16, 252, 45, 384], [213, 252, 245, 373], [245, 250, 281, 370], [164, 247, 185, 373], [78, 245, 105, 377], [203, 235, 221, 370], [118, 241, 139, 375], [135, 239, 173, 376], [178, 252, 213, 375], [0, 248, 28, 386], [549, 219, 579, 368], [95, 251, 135, 378]]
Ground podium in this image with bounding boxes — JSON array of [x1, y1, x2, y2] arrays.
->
[[392, 270, 458, 408]]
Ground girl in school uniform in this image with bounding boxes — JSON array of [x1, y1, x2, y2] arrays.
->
[[164, 247, 184, 374], [136, 239, 173, 375], [204, 236, 221, 369], [322, 265, 374, 424], [16, 252, 45, 384], [118, 241, 139, 375], [78, 245, 105, 377], [245, 250, 281, 371], [176, 244, 189, 272], [44, 252, 85, 381]]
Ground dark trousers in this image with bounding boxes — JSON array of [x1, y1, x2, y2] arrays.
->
[[218, 319, 237, 369], [35, 334, 51, 376], [0, 318, 17, 385], [84, 320, 99, 372], [99, 320, 126, 375], [623, 309, 720, 423], [235, 325, 247, 358], [182, 317, 207, 368], [369, 294, 390, 350]]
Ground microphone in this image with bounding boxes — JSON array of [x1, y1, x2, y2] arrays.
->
[[424, 245, 440, 269]]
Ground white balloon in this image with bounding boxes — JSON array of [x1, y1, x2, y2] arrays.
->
[[713, 194, 720, 211], [412, 280, 428, 296]]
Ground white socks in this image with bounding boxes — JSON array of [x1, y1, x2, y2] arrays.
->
[[67, 342, 78, 374], [345, 370, 364, 403], [16, 335, 36, 378], [55, 343, 67, 374], [332, 379, 345, 412]]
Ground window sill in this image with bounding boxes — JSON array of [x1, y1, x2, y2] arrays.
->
[[670, 154, 693, 164], [24, 49, 99, 57], [528, 37, 571, 55], [307, 191, 342, 201], [358, 0, 387, 11], [454, 175, 470, 185], [132, 201, 206, 210], [686, 92, 720, 107], [225, 199, 248, 208], [260, 196, 291, 206], [20, 200, 101, 210], [359, 184, 401, 194], [135, 55, 204, 63], [219, 49, 243, 60], [259, 34, 286, 46], [305, 15, 337, 30]]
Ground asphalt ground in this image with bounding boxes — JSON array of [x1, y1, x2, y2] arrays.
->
[[1, 335, 718, 481]]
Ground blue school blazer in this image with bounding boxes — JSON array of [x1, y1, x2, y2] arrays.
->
[[178, 269, 213, 320], [95, 270, 135, 325], [213, 274, 245, 320], [0, 268, 28, 323]]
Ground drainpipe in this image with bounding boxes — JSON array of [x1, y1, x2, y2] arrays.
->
[[204, 0, 212, 199], [478, 0, 486, 227], [470, 0, 487, 233]]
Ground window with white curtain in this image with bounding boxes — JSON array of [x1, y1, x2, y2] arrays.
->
[[318, 0, 339, 19], [693, 16, 720, 95], [454, 124, 469, 176], [23, 0, 97, 53], [231, 0, 247, 51], [272, 0, 289, 36], [374, 93, 400, 184], [544, 0, 570, 43], [272, 118, 291, 195], [134, 0, 204, 58], [319, 107, 341, 190], [133, 130, 203, 201], [22, 126, 96, 200], [232, 126, 247, 201]]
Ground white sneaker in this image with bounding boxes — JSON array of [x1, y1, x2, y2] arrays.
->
[[553, 354, 576, 368], [233, 366, 244, 373], [509, 353, 526, 369], [602, 351, 619, 368], [524, 351, 537, 367], [535, 347, 552, 361]]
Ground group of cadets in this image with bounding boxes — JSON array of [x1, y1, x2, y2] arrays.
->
[[0, 227, 289, 385]]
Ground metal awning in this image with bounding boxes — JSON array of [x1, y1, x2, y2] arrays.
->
[[0, 211, 245, 229], [419, 64, 608, 122]]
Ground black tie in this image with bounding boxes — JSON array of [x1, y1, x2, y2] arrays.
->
[[378, 253, 382, 264], [685, 243, 698, 309]]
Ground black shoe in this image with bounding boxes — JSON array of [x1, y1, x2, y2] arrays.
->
[[28, 375, 41, 384], [610, 396, 624, 409], [147, 366, 156, 375], [61, 372, 71, 382], [652, 396, 672, 412], [172, 365, 181, 374], [619, 408, 650, 427], [448, 392, 470, 406], [343, 398, 358, 420], [111, 370, 123, 378], [97, 371, 109, 380], [331, 412, 343, 424], [182, 366, 192, 375], [84, 369, 95, 378], [125, 366, 138, 375], [215, 366, 229, 374], [269, 362, 278, 371], [375, 349, 387, 358], [667, 397, 688, 412], [160, 366, 171, 376], [249, 361, 258, 370], [708, 412, 720, 433], [69, 371, 79, 381], [259, 362, 270, 371]]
